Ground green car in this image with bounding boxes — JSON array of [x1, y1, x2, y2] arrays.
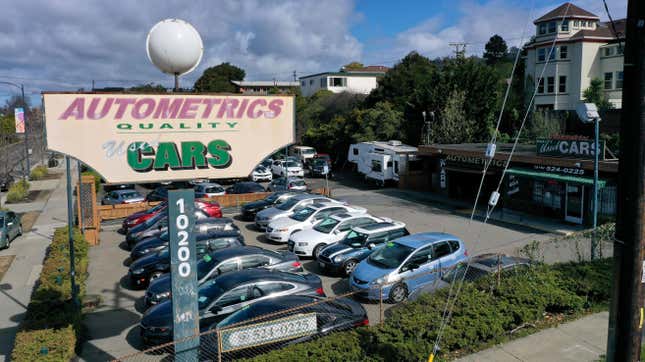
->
[[0, 211, 22, 248]]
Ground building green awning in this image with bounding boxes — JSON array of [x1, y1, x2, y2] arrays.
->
[[506, 168, 606, 188]]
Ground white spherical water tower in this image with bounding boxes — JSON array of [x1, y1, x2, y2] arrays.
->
[[146, 19, 203, 90]]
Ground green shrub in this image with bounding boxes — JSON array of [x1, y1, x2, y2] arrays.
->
[[29, 165, 49, 180], [243, 259, 610, 362], [11, 227, 88, 361], [6, 179, 30, 203]]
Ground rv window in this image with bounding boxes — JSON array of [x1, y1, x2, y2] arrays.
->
[[394, 161, 399, 173], [353, 148, 359, 155], [371, 160, 382, 172]]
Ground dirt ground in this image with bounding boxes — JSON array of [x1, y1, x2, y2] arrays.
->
[[0, 255, 15, 282]]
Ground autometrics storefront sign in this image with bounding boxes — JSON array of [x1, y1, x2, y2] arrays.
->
[[43, 93, 294, 183]]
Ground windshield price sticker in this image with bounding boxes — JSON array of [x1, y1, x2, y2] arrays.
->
[[221, 313, 317, 352]]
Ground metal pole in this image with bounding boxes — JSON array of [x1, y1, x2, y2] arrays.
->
[[65, 156, 78, 307], [21, 85, 30, 180], [174, 73, 179, 92], [606, 0, 645, 359], [591, 119, 599, 259], [77, 160, 84, 234]]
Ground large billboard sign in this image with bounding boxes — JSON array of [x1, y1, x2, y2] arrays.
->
[[43, 93, 294, 183]]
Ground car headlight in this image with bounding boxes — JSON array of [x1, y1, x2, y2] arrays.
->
[[154, 291, 171, 300], [131, 268, 145, 274], [372, 277, 386, 286], [140, 249, 150, 254], [333, 255, 344, 263], [277, 228, 289, 232], [297, 242, 308, 247]]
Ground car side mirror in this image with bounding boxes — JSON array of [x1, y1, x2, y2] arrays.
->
[[404, 263, 419, 272], [333, 229, 340, 235], [367, 243, 376, 249]]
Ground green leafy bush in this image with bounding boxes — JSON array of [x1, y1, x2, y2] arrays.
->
[[243, 259, 610, 362], [11, 227, 88, 362], [6, 179, 30, 203], [29, 165, 49, 180]]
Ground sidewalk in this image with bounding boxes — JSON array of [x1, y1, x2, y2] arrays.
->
[[0, 162, 76, 361], [456, 312, 608, 362]]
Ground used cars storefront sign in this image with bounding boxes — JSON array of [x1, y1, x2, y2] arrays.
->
[[43, 93, 295, 183], [536, 138, 605, 160]]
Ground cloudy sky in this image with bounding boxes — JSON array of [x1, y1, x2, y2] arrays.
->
[[0, 0, 627, 105]]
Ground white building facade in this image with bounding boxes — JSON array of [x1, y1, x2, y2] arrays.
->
[[299, 67, 387, 97], [524, 3, 624, 111]]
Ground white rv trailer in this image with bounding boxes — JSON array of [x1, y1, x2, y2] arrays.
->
[[347, 140, 418, 185]]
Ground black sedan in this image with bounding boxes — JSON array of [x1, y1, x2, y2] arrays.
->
[[240, 191, 301, 221], [144, 246, 303, 306], [203, 295, 368, 357], [140, 269, 324, 346], [127, 217, 238, 248], [130, 229, 244, 262], [225, 182, 266, 194], [128, 233, 245, 288]]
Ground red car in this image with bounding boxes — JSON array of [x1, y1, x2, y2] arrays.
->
[[195, 199, 223, 218], [122, 202, 167, 233]]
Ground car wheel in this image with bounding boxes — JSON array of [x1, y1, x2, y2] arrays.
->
[[149, 271, 163, 282], [388, 283, 408, 303], [312, 244, 325, 259], [343, 260, 358, 276]]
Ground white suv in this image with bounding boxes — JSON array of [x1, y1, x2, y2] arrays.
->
[[271, 160, 304, 178], [265, 203, 366, 243], [288, 213, 383, 258]]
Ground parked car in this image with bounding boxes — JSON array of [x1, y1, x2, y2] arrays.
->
[[0, 174, 15, 192], [349, 232, 467, 303], [101, 189, 145, 205], [309, 158, 331, 177], [225, 181, 266, 194], [255, 194, 338, 230], [121, 202, 167, 233], [271, 160, 304, 178], [144, 246, 304, 306], [266, 203, 366, 244], [288, 213, 384, 258], [128, 217, 238, 249], [140, 269, 323, 346], [290, 146, 317, 164], [250, 165, 273, 182], [0, 211, 22, 248], [128, 232, 246, 288], [266, 177, 307, 192], [209, 295, 368, 355], [240, 191, 301, 221], [130, 229, 242, 261], [103, 183, 136, 193], [317, 221, 410, 275], [313, 153, 332, 167], [145, 182, 195, 201], [194, 182, 226, 198]]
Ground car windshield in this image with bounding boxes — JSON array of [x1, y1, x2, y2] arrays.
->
[[313, 159, 326, 166], [277, 198, 299, 211], [149, 203, 165, 213], [243, 183, 264, 192], [196, 254, 220, 280], [290, 207, 315, 221], [156, 248, 170, 258], [265, 193, 281, 203], [342, 230, 368, 247], [286, 162, 299, 168], [290, 180, 305, 187], [302, 149, 315, 154], [206, 186, 224, 193], [122, 192, 140, 199], [368, 242, 415, 269], [442, 264, 489, 283], [314, 217, 340, 233], [197, 281, 225, 309], [159, 231, 169, 240]]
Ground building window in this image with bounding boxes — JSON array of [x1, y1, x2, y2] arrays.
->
[[547, 77, 555, 93], [320, 77, 327, 88], [309, 79, 314, 85], [573, 20, 579, 28], [581, 20, 587, 27], [616, 46, 624, 55], [329, 77, 346, 87], [301, 81, 305, 86], [538, 23, 547, 35], [548, 21, 556, 33], [616, 71, 623, 89], [560, 45, 568, 59], [533, 181, 562, 210], [604, 72, 613, 89], [561, 21, 569, 31], [538, 78, 544, 93], [559, 76, 567, 93], [604, 47, 614, 57], [538, 48, 546, 62]]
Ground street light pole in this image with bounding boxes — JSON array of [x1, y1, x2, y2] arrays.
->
[[591, 118, 599, 259]]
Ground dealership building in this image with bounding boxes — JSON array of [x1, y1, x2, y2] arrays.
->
[[409, 140, 618, 226]]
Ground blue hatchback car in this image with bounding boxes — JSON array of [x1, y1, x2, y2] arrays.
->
[[349, 232, 467, 303]]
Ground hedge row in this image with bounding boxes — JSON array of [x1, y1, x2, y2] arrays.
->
[[29, 165, 49, 180], [12, 227, 89, 361], [244, 258, 611, 362], [6, 179, 30, 203]]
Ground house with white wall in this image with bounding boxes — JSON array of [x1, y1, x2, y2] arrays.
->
[[299, 66, 388, 97], [524, 2, 624, 111]]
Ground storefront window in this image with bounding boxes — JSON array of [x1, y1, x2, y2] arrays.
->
[[532, 181, 562, 210], [599, 185, 617, 216]]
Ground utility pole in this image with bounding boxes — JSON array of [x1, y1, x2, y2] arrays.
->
[[448, 42, 468, 59], [21, 84, 30, 179], [606, 0, 645, 361], [293, 70, 297, 82]]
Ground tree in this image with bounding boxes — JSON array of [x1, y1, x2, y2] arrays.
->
[[193, 63, 245, 93], [351, 101, 404, 142], [128, 83, 167, 93], [342, 61, 364, 71], [432, 90, 475, 143], [583, 78, 614, 112], [484, 34, 508, 65]]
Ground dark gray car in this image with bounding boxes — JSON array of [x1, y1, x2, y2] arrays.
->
[[101, 189, 145, 205], [144, 246, 303, 306]]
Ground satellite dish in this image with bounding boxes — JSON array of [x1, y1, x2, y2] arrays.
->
[[146, 19, 203, 76]]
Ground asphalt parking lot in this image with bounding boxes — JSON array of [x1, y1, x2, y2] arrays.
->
[[80, 173, 553, 360]]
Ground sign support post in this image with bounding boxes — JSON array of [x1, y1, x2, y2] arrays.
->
[[168, 189, 199, 359]]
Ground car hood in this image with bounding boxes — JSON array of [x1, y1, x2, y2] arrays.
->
[[243, 200, 270, 211], [285, 167, 302, 171], [130, 252, 164, 271], [352, 259, 394, 283], [256, 208, 288, 220], [320, 243, 354, 258], [147, 273, 172, 295], [133, 238, 166, 254], [268, 217, 301, 230], [290, 228, 328, 243], [142, 300, 173, 327], [253, 169, 271, 175]]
